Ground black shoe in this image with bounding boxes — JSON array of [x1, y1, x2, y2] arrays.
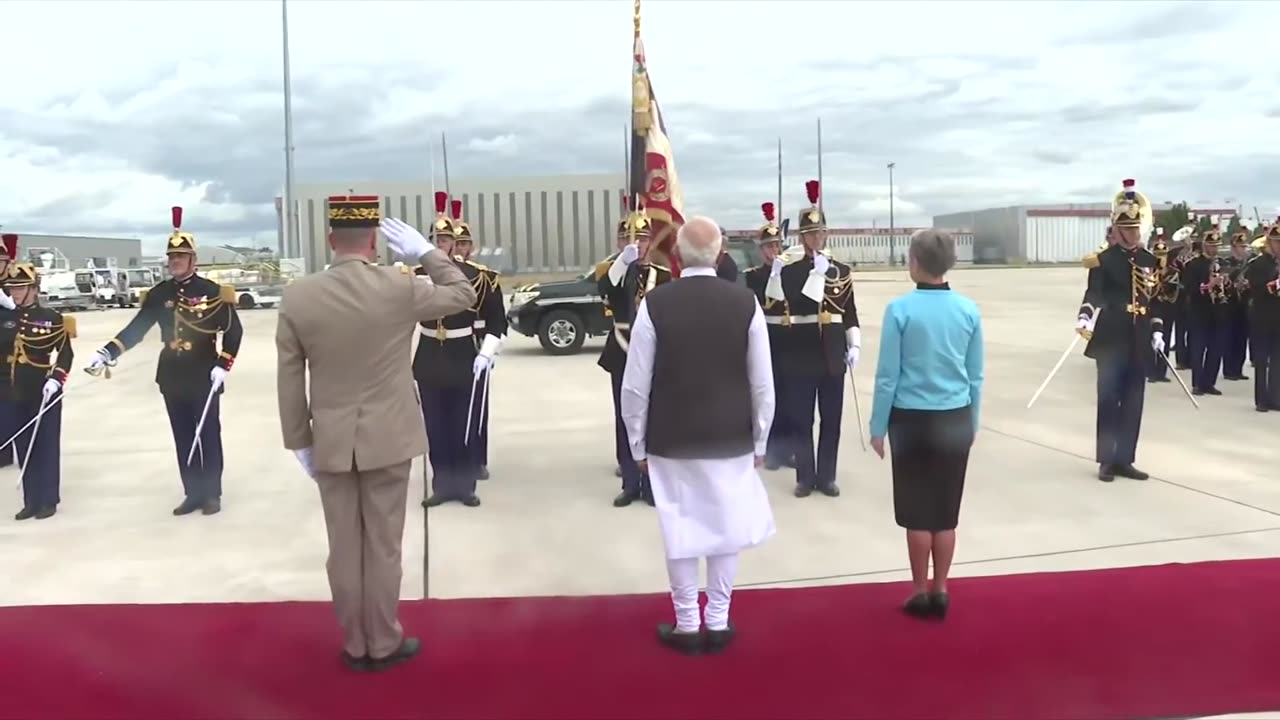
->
[[656, 624, 703, 656], [14, 507, 36, 521], [477, 466, 490, 481], [1257, 405, 1270, 413], [460, 495, 481, 507], [1098, 464, 1116, 482], [1176, 364, 1190, 371], [613, 490, 641, 508], [173, 498, 202, 516], [1192, 388, 1205, 396], [1114, 464, 1149, 480], [1148, 376, 1170, 383], [368, 637, 420, 672], [818, 483, 840, 498], [929, 591, 950, 620], [340, 651, 370, 672], [902, 593, 933, 619], [764, 461, 781, 471], [201, 498, 221, 515], [1204, 387, 1223, 396], [706, 624, 736, 654], [642, 491, 655, 507], [422, 494, 449, 508], [613, 466, 623, 478], [794, 484, 813, 498], [34, 506, 56, 520]]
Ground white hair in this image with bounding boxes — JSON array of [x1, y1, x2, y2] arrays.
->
[[675, 216, 722, 268]]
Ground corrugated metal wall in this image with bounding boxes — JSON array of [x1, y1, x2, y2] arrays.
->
[[826, 231, 974, 265], [932, 207, 1024, 263], [1024, 216, 1111, 263]]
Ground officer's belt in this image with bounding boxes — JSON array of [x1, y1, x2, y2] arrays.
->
[[420, 326, 474, 339], [473, 320, 486, 329], [770, 313, 842, 325], [613, 322, 631, 330]]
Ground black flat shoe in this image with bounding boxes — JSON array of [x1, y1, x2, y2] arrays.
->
[[1098, 464, 1116, 482], [422, 494, 448, 508], [656, 624, 703, 656], [903, 593, 933, 619], [14, 507, 35, 521], [340, 651, 370, 672], [818, 483, 840, 498], [201, 499, 221, 515], [613, 466, 623, 478], [794, 484, 813, 498], [929, 591, 950, 620], [706, 624, 736, 654], [172, 498, 202, 516], [34, 506, 56, 520], [1114, 464, 1149, 481], [613, 490, 640, 507], [368, 637, 420, 672], [460, 495, 481, 508], [477, 466, 490, 481], [1257, 405, 1271, 413]]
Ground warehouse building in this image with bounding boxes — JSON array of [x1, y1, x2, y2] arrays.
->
[[933, 204, 1240, 264], [6, 232, 145, 270], [723, 227, 975, 266], [281, 174, 626, 274]]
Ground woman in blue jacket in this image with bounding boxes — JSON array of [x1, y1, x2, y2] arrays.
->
[[868, 229, 984, 621]]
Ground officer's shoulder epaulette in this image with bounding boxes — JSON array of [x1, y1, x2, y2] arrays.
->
[[594, 259, 611, 281], [463, 259, 490, 272], [219, 284, 237, 304], [62, 314, 76, 339], [648, 262, 671, 273], [1082, 252, 1101, 269], [399, 264, 412, 274]]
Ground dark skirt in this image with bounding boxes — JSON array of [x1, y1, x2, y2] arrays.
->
[[888, 406, 974, 532]]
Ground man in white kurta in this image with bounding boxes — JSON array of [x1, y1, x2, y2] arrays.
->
[[621, 216, 776, 655]]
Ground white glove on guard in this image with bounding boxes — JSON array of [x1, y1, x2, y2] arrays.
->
[[380, 217, 435, 259], [845, 327, 862, 368], [210, 366, 228, 390], [608, 243, 640, 286], [1151, 331, 1165, 354], [812, 253, 830, 276], [41, 378, 60, 402], [0, 292, 14, 311], [1075, 314, 1096, 338], [88, 349, 111, 371], [770, 257, 784, 278]]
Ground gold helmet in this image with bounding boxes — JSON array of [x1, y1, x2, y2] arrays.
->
[[1110, 178, 1152, 229]]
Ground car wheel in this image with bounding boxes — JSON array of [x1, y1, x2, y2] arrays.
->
[[538, 309, 585, 355], [238, 293, 256, 309]]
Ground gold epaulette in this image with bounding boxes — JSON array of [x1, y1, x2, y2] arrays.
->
[[594, 259, 611, 282], [1083, 254, 1100, 269], [138, 289, 149, 304], [464, 259, 491, 273], [400, 264, 411, 274], [62, 315, 77, 339], [219, 284, 237, 304], [648, 262, 671, 273]]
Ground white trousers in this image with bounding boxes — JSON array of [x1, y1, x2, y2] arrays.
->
[[665, 553, 739, 632]]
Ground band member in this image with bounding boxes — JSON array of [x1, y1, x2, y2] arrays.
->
[[769, 180, 860, 498], [742, 203, 794, 470], [597, 206, 672, 507], [0, 234, 19, 469], [1244, 223, 1280, 411], [1146, 229, 1179, 383], [1167, 224, 1198, 369], [86, 207, 243, 516], [5, 263, 74, 520], [450, 200, 508, 482], [1221, 230, 1252, 381], [1075, 179, 1161, 482], [1181, 225, 1230, 395], [597, 203, 635, 481]]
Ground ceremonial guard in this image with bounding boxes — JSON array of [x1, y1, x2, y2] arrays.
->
[[1221, 229, 1252, 381], [1075, 179, 1161, 482], [767, 180, 860, 498], [450, 200, 507, 482], [596, 207, 672, 507], [4, 263, 75, 520], [1146, 229, 1180, 383], [1181, 224, 1230, 395], [415, 194, 503, 508], [1243, 222, 1280, 411], [742, 203, 794, 469], [0, 233, 19, 470], [86, 207, 244, 516], [1167, 224, 1198, 370]]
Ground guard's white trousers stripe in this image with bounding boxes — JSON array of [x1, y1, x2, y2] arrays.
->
[[665, 553, 740, 632]]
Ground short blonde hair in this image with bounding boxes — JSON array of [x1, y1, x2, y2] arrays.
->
[[909, 229, 957, 277]]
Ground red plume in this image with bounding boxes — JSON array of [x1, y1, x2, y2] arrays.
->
[[434, 191, 448, 214], [621, 193, 629, 213], [805, 180, 820, 205], [761, 202, 775, 222], [1, 233, 17, 259], [450, 199, 462, 221], [171, 206, 183, 229]]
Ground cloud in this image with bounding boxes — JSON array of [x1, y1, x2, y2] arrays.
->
[[0, 0, 1277, 255]]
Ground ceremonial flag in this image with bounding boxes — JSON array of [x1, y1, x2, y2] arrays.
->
[[629, 0, 685, 275]]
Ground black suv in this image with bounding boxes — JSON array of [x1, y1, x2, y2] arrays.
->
[[507, 240, 762, 355]]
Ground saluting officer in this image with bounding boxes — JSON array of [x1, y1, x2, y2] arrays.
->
[[1221, 229, 1252, 381], [1244, 223, 1280, 411], [597, 207, 672, 507], [3, 263, 75, 520], [86, 207, 243, 516], [597, 207, 637, 481], [742, 202, 794, 470], [416, 194, 502, 508], [769, 180, 860, 498], [1146, 229, 1180, 383], [1074, 179, 1162, 482], [1181, 224, 1230, 396], [450, 200, 508, 482], [0, 233, 20, 470]]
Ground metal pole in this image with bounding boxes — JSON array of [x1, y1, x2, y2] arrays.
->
[[281, 0, 300, 267], [888, 162, 896, 265], [441, 132, 451, 196], [776, 137, 783, 228], [816, 118, 823, 216]]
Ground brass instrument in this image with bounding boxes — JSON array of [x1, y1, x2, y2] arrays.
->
[[1207, 258, 1229, 304]]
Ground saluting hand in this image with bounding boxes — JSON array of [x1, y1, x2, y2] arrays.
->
[[770, 256, 784, 278], [812, 253, 830, 276], [618, 243, 640, 265], [0, 292, 14, 311], [380, 217, 435, 259]]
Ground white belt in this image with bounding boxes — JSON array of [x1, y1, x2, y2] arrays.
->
[[420, 326, 474, 339], [768, 313, 842, 325], [473, 320, 486, 329], [613, 322, 631, 330]]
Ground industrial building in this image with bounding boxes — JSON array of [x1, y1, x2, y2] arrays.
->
[[280, 174, 626, 274], [723, 227, 975, 266], [932, 204, 1240, 264], [6, 232, 145, 271]]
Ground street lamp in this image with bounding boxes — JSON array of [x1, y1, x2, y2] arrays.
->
[[887, 162, 896, 266]]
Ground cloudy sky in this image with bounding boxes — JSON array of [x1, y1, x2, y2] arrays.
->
[[2, 0, 1277, 253]]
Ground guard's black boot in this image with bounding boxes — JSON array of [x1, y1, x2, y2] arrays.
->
[[1098, 464, 1116, 482], [1115, 464, 1149, 480], [613, 490, 641, 507], [173, 497, 202, 516], [477, 466, 490, 481], [422, 494, 448, 508], [14, 507, 35, 521], [460, 495, 481, 507], [794, 484, 813, 498], [202, 498, 221, 515], [613, 466, 623, 478], [818, 483, 840, 498], [706, 624, 737, 654], [656, 624, 703, 656], [34, 506, 56, 520]]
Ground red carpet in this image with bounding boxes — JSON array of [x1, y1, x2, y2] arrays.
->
[[2, 559, 1278, 720]]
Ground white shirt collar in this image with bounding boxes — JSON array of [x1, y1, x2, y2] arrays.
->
[[680, 266, 717, 278]]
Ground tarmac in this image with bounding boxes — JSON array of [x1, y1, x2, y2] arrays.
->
[[2, 265, 1277, 614]]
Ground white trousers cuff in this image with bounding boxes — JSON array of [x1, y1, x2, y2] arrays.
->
[[664, 553, 740, 633]]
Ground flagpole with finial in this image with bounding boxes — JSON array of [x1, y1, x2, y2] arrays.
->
[[816, 117, 824, 216], [777, 137, 783, 228]]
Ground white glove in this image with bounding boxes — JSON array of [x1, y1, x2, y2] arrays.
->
[[845, 327, 862, 368], [0, 292, 14, 311], [1152, 331, 1165, 353], [41, 378, 60, 402], [1075, 314, 1095, 337], [770, 257, 784, 278], [88, 349, 111, 370], [476, 334, 502, 369], [210, 366, 228, 390], [472, 355, 490, 376], [293, 447, 316, 479], [812, 253, 830, 276], [608, 244, 640, 286], [380, 217, 435, 259]]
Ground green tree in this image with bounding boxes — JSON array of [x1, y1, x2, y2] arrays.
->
[[1152, 202, 1191, 242], [1226, 214, 1242, 237]]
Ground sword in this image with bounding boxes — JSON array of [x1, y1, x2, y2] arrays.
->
[[1027, 333, 1083, 409], [1158, 349, 1199, 409], [0, 392, 65, 452], [463, 371, 482, 445], [478, 368, 491, 432], [16, 393, 54, 491], [847, 371, 867, 452], [185, 385, 218, 466], [83, 356, 117, 379]]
